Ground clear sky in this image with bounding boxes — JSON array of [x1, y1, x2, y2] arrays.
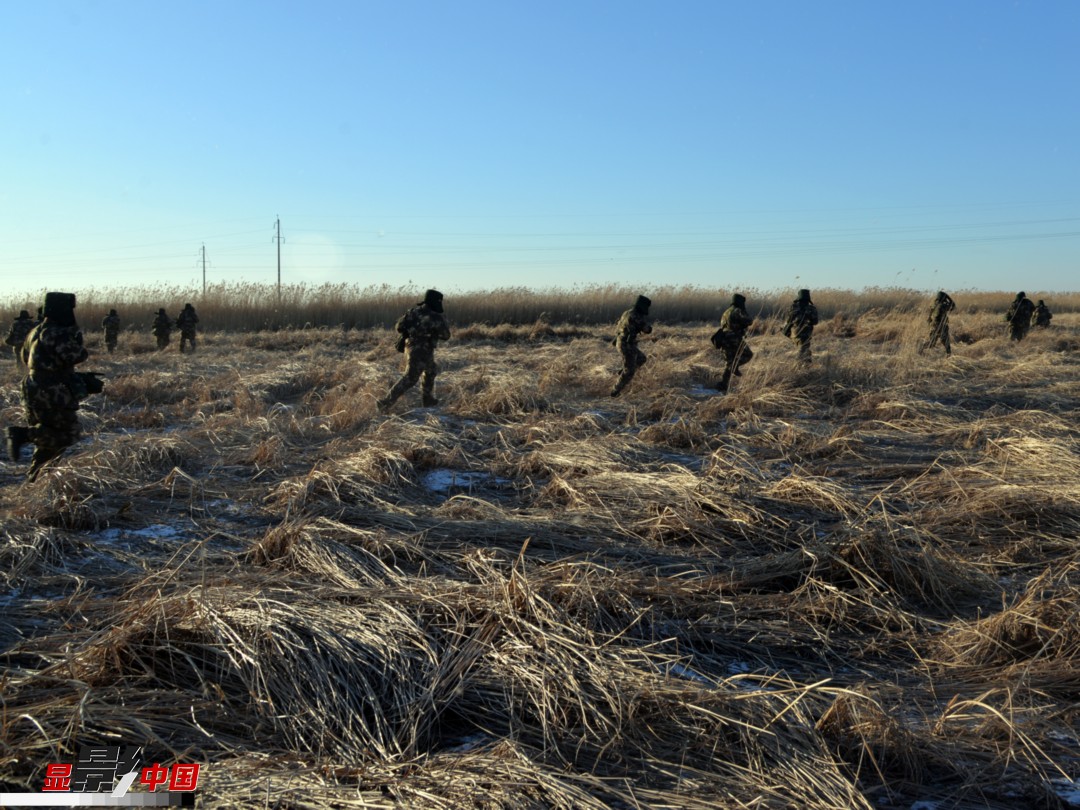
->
[[2, 0, 1078, 300]]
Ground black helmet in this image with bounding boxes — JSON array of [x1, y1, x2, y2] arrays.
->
[[423, 289, 444, 313], [731, 293, 746, 308], [109, 308, 118, 316], [798, 289, 811, 301], [185, 303, 193, 310], [17, 309, 30, 319], [158, 308, 166, 315], [634, 294, 651, 311], [42, 292, 77, 326], [1016, 291, 1026, 299], [1038, 299, 1045, 306]]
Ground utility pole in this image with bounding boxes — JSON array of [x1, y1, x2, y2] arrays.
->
[[273, 216, 285, 303], [200, 244, 208, 296]]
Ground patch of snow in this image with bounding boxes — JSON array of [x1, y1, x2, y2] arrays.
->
[[1053, 779, 1080, 808], [444, 734, 489, 753], [668, 663, 714, 685], [909, 802, 940, 810], [423, 469, 512, 494]]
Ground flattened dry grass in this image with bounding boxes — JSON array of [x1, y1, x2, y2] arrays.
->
[[3, 300, 1080, 807]]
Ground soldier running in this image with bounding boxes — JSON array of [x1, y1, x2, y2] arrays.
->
[[712, 293, 754, 393], [378, 289, 451, 411], [4, 310, 35, 362], [1005, 292, 1035, 341], [782, 289, 819, 364], [922, 291, 956, 356], [610, 295, 653, 397], [101, 309, 120, 353]]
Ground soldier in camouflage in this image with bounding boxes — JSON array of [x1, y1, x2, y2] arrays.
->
[[922, 291, 955, 356], [176, 303, 199, 353], [1005, 291, 1035, 341], [1032, 299, 1052, 328], [782, 289, 819, 364], [152, 308, 172, 350], [378, 289, 451, 411], [6, 292, 101, 481], [610, 295, 653, 397], [711, 293, 754, 393], [101, 309, 121, 353], [4, 310, 35, 362]]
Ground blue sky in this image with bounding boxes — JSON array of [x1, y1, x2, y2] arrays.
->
[[2, 0, 1078, 300]]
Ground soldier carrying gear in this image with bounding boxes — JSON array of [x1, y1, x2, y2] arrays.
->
[[378, 289, 451, 412], [101, 308, 121, 354], [610, 295, 653, 397], [176, 303, 199, 353], [1032, 299, 1052, 328], [6, 292, 103, 481], [711, 293, 754, 393], [782, 289, 819, 364], [4, 309, 35, 362], [921, 291, 956, 356], [152, 308, 172, 350], [1005, 291, 1035, 341]]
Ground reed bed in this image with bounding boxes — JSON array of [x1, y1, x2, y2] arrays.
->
[[3, 297, 1080, 807]]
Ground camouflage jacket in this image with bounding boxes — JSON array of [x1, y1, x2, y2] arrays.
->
[[5, 317, 35, 347], [719, 304, 753, 338], [1032, 304, 1052, 326], [783, 300, 819, 338], [176, 309, 199, 332], [24, 322, 88, 378], [396, 304, 450, 353], [152, 313, 172, 337], [614, 308, 652, 347], [1006, 298, 1034, 323], [929, 295, 955, 325], [102, 314, 120, 335]]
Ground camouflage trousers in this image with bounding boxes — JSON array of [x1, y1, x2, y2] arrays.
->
[[925, 322, 951, 355], [385, 346, 439, 405], [179, 329, 197, 353], [21, 376, 82, 478], [155, 333, 170, 350], [789, 329, 813, 364], [104, 331, 118, 353], [715, 333, 752, 391], [612, 342, 646, 395], [1009, 322, 1029, 342]]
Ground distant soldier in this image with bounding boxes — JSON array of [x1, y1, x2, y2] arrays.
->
[[922, 291, 956, 356], [101, 309, 120, 353], [152, 308, 172, 350], [378, 289, 451, 411], [610, 295, 653, 397], [4, 310, 35, 362], [711, 293, 754, 393], [6, 292, 102, 481], [1032, 299, 1052, 328], [176, 303, 199, 353], [782, 289, 819, 364], [1005, 292, 1035, 341]]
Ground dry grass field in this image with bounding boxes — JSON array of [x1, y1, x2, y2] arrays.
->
[[2, 290, 1080, 808]]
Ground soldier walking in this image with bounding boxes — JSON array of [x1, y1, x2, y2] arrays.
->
[[176, 303, 199, 353], [378, 289, 451, 411], [922, 291, 955, 356], [152, 308, 172, 350], [1005, 292, 1035, 341], [1032, 299, 1052, 328], [101, 309, 120, 353], [712, 293, 754, 393], [4, 310, 35, 362], [610, 295, 653, 397], [6, 292, 102, 481], [782, 289, 819, 364]]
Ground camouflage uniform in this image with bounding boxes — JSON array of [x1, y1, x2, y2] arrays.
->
[[1032, 300, 1052, 328], [6, 293, 95, 481], [1005, 292, 1035, 341], [152, 309, 172, 350], [782, 289, 819, 364], [610, 295, 653, 397], [101, 309, 120, 353], [379, 290, 451, 411], [711, 293, 754, 392], [923, 291, 955, 356], [176, 303, 199, 353], [4, 310, 35, 362]]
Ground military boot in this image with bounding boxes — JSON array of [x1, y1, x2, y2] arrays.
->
[[716, 371, 731, 394], [422, 394, 439, 407], [6, 426, 30, 462]]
